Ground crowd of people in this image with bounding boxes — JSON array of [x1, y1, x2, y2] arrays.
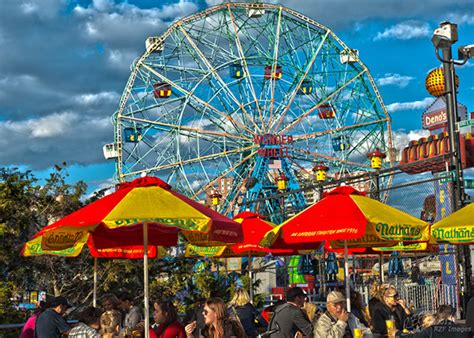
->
[[19, 284, 474, 338]]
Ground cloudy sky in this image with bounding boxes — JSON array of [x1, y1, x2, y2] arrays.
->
[[0, 0, 473, 192]]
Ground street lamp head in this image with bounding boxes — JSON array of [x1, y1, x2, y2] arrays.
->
[[432, 21, 458, 49], [458, 44, 474, 60]]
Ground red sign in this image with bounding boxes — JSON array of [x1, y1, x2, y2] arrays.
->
[[255, 134, 293, 158], [422, 109, 447, 130], [253, 134, 294, 145]]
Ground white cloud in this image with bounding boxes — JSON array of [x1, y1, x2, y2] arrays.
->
[[0, 112, 111, 168], [377, 73, 415, 88], [74, 0, 198, 50], [2, 112, 78, 138], [19, 0, 63, 19], [106, 49, 138, 71], [392, 129, 430, 152], [74, 91, 120, 106], [386, 97, 435, 112], [447, 13, 474, 25], [375, 21, 431, 41]]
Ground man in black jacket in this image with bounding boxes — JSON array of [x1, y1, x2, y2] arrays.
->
[[269, 287, 314, 338]]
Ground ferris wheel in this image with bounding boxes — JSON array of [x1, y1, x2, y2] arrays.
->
[[106, 2, 394, 222]]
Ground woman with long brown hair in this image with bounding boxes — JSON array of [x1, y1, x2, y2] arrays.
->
[[185, 297, 244, 338], [150, 300, 185, 338]]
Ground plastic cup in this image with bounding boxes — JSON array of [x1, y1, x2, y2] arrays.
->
[[385, 319, 395, 330], [353, 328, 363, 338]]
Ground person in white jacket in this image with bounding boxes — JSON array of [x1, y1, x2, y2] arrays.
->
[[314, 291, 350, 338]]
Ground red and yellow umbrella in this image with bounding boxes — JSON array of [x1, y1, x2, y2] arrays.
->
[[22, 176, 242, 255], [21, 176, 243, 338], [261, 186, 429, 248], [260, 186, 429, 312], [185, 212, 295, 257], [430, 203, 474, 244]]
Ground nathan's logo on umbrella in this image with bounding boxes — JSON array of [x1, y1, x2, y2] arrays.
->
[[333, 233, 380, 246], [432, 226, 474, 242], [374, 222, 422, 240], [185, 245, 225, 257], [112, 217, 208, 230], [42, 230, 85, 250]]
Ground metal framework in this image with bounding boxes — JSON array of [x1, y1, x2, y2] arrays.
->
[[112, 2, 394, 220]]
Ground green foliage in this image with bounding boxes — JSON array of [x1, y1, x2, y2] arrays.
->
[[0, 281, 25, 324], [0, 166, 267, 324]]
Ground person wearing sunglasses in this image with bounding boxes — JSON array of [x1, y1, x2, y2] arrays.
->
[[185, 297, 245, 338], [371, 284, 411, 336]]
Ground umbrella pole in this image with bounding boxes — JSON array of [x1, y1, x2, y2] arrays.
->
[[380, 253, 385, 283], [344, 240, 351, 313], [248, 253, 253, 303], [93, 257, 97, 307], [321, 246, 326, 297], [143, 223, 150, 338]]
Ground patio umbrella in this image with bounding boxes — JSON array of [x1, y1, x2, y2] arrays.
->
[[21, 176, 243, 338], [184, 211, 307, 301], [184, 212, 298, 257], [431, 203, 474, 243], [261, 186, 429, 311]]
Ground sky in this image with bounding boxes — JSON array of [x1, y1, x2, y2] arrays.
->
[[0, 0, 473, 194]]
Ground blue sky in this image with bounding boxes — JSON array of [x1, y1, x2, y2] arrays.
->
[[0, 0, 473, 194]]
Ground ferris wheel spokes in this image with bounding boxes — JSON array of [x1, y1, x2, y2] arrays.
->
[[120, 115, 252, 143], [141, 63, 256, 136], [227, 5, 266, 133], [177, 26, 265, 134], [190, 149, 258, 199], [291, 118, 390, 143], [269, 31, 330, 134], [278, 68, 367, 135], [291, 147, 372, 170]]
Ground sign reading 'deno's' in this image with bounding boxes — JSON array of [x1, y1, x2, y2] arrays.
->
[[254, 134, 293, 158], [422, 109, 448, 130]]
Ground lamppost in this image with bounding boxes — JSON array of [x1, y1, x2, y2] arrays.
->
[[431, 21, 473, 210], [432, 21, 474, 309]]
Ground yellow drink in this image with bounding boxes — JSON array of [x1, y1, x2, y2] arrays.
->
[[386, 319, 395, 330], [353, 328, 363, 338]]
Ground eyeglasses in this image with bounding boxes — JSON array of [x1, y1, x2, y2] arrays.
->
[[386, 293, 399, 299]]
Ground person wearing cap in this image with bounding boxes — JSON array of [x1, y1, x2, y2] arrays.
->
[[268, 287, 314, 338], [35, 296, 71, 338], [314, 291, 349, 338]]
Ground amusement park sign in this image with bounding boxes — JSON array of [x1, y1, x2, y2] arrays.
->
[[422, 109, 447, 130], [254, 134, 294, 158]]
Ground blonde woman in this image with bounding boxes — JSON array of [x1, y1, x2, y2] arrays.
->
[[228, 289, 262, 337], [185, 297, 244, 338]]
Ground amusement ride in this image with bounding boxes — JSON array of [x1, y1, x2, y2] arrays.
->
[[104, 2, 394, 222]]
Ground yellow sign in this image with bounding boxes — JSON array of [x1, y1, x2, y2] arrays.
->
[[431, 226, 474, 243]]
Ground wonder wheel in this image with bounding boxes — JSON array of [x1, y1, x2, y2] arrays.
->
[[107, 2, 394, 222]]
